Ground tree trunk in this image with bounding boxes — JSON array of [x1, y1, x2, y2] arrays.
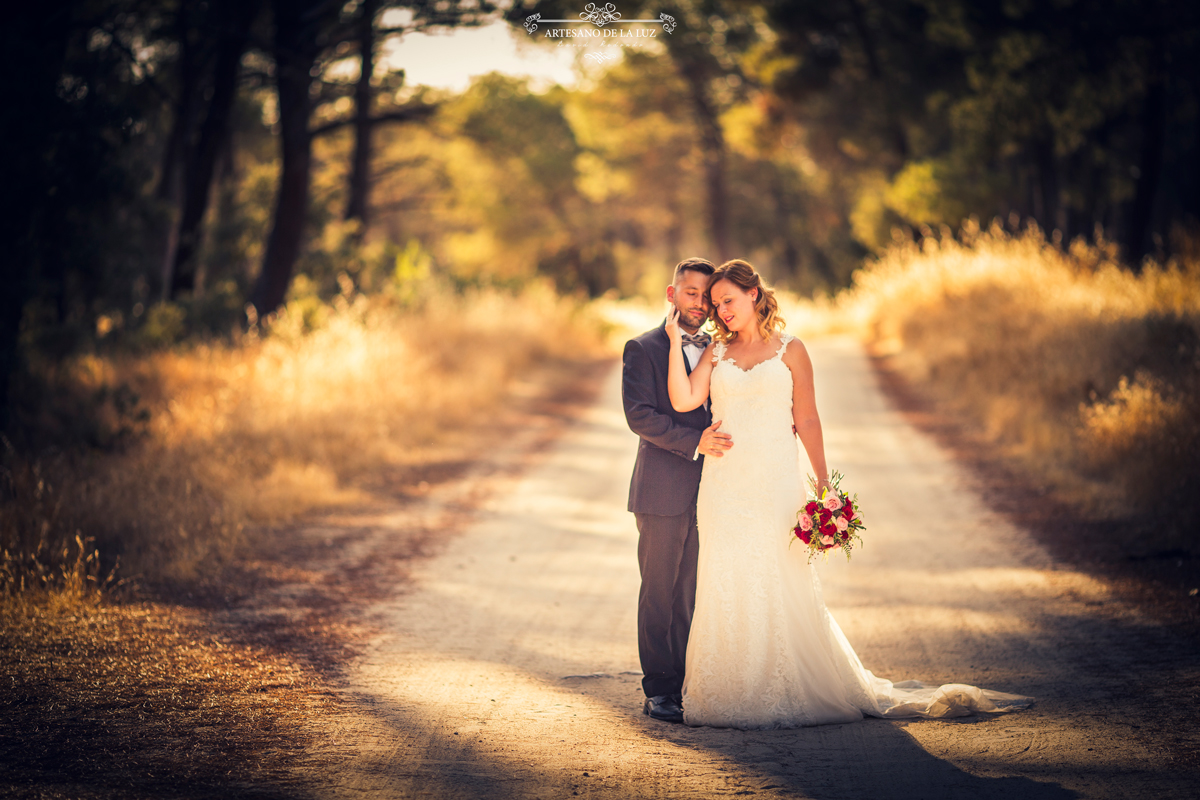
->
[[344, 0, 377, 228], [685, 73, 730, 262], [157, 2, 201, 300], [846, 0, 907, 163], [170, 0, 261, 298], [0, 6, 72, 431], [1032, 138, 1058, 233], [1127, 60, 1167, 269], [771, 173, 799, 277], [665, 195, 684, 266], [251, 0, 318, 319]]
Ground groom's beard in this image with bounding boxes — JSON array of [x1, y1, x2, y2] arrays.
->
[[675, 306, 708, 330]]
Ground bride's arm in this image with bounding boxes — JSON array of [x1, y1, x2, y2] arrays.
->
[[665, 307, 714, 412], [783, 338, 830, 491]]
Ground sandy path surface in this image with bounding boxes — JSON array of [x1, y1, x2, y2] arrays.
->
[[304, 337, 1200, 799]]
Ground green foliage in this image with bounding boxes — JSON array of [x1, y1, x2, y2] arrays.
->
[[456, 74, 580, 204], [282, 275, 331, 333], [133, 304, 187, 349], [755, 0, 1199, 264], [878, 157, 1005, 234], [391, 239, 435, 304], [9, 0, 1199, 428]]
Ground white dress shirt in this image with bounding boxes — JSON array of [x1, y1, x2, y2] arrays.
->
[[683, 340, 707, 461]]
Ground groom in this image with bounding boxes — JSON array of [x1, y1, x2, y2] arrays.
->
[[622, 257, 732, 723]]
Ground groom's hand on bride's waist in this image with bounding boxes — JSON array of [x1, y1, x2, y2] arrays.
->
[[698, 420, 733, 458]]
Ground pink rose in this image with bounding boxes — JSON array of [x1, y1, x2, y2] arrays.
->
[[835, 516, 849, 532], [823, 494, 843, 511], [798, 514, 813, 532], [821, 534, 835, 547]]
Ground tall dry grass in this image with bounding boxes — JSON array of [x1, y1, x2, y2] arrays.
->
[[1, 281, 605, 598], [832, 219, 1200, 542]]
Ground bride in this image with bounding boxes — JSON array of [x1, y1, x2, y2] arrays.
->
[[666, 259, 1031, 729]]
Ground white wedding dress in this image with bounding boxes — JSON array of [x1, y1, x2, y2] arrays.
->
[[682, 334, 1032, 729]]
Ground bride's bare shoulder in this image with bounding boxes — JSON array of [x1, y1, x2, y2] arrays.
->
[[780, 333, 813, 367]]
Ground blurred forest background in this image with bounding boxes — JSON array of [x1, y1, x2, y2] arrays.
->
[[1, 0, 1199, 599]]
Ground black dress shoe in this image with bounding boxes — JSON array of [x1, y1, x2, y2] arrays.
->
[[643, 694, 684, 723]]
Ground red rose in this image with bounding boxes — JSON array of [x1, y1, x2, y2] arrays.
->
[[805, 501, 819, 514], [819, 509, 832, 523], [844, 507, 855, 521], [796, 527, 811, 545]]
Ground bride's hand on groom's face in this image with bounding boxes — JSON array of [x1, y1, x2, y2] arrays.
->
[[665, 304, 682, 343]]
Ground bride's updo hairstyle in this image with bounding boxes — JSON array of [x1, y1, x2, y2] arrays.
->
[[706, 259, 786, 344]]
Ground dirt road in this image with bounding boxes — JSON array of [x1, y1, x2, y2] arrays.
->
[[297, 337, 1200, 799]]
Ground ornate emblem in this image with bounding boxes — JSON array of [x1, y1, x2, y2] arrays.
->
[[580, 3, 621, 27], [522, 4, 677, 35]]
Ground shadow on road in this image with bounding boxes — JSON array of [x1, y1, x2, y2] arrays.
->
[[333, 688, 1081, 799]]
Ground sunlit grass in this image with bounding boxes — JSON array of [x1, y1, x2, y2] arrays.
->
[[1, 281, 606, 599], [823, 219, 1200, 534]]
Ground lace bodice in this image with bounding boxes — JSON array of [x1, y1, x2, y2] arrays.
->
[[708, 335, 795, 448]]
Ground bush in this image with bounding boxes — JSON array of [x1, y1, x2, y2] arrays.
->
[[842, 219, 1200, 542], [1, 280, 605, 599]]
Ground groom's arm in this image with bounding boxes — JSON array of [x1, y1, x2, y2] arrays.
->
[[622, 338, 704, 461]]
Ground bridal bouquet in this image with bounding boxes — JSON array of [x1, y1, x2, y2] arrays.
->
[[793, 470, 865, 563]]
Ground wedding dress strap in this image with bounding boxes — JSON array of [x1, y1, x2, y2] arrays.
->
[[711, 340, 728, 363], [775, 333, 794, 358]]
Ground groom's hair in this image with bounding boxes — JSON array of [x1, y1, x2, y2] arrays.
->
[[673, 257, 715, 283]]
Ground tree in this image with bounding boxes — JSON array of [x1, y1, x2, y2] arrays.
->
[[447, 74, 620, 294], [654, 0, 760, 263], [250, 0, 334, 320], [567, 50, 707, 275], [344, 0, 381, 227], [1, 1, 170, 428], [169, 0, 264, 298], [0, 5, 75, 429], [339, 0, 495, 232], [507, 0, 759, 263], [251, 0, 495, 319], [758, 0, 1200, 265]]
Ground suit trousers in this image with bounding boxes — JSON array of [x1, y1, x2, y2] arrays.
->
[[635, 508, 700, 699]]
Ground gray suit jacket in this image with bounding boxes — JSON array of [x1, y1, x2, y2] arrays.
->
[[622, 322, 712, 516]]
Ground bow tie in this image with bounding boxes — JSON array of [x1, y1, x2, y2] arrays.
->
[[681, 332, 712, 347]]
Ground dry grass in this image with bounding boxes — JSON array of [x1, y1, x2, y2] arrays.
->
[[1, 280, 606, 601], [823, 219, 1200, 543], [0, 598, 347, 798], [0, 279, 609, 796]]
